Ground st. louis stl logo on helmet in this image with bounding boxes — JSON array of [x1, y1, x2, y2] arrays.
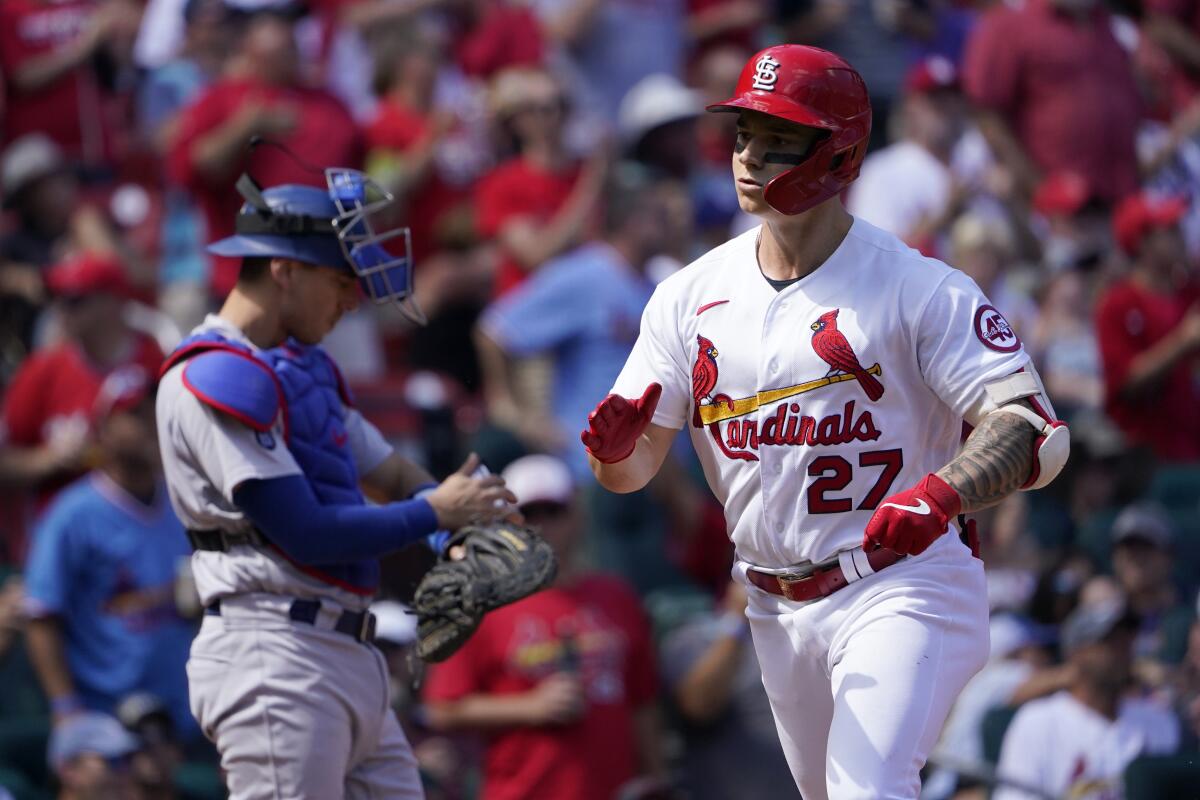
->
[[752, 54, 781, 91], [973, 305, 1021, 353]]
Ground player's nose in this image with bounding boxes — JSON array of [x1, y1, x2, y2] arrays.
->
[[736, 138, 765, 169]]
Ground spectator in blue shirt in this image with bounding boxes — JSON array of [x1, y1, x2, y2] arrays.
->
[[23, 365, 197, 738], [476, 171, 670, 478], [476, 171, 703, 592]]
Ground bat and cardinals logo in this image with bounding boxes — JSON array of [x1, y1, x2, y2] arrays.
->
[[690, 309, 885, 462], [810, 309, 884, 401]]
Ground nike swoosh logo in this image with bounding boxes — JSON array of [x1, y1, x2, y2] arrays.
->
[[880, 499, 930, 515], [696, 300, 730, 316]]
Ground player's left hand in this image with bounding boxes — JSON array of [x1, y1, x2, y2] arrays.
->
[[863, 473, 962, 556]]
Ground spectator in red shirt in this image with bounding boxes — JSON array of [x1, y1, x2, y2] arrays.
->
[[686, 0, 763, 68], [1095, 192, 1200, 460], [477, 68, 606, 296], [168, 9, 363, 298], [452, 0, 544, 80], [366, 40, 472, 263], [963, 0, 1142, 204], [423, 454, 668, 800], [0, 0, 141, 166], [0, 252, 163, 559]]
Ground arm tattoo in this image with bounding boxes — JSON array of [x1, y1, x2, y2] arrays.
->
[[936, 400, 1038, 514]]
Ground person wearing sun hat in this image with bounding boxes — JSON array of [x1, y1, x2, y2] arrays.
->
[[1095, 190, 1200, 460]]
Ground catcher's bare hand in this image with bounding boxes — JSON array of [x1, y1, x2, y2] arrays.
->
[[526, 672, 584, 725], [426, 454, 516, 531]]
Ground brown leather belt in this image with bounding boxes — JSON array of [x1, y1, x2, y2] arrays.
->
[[746, 548, 904, 602]]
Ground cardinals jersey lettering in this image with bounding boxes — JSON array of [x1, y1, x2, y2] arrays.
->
[[611, 218, 1029, 567]]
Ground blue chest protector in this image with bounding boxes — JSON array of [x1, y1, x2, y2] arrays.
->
[[162, 330, 379, 594]]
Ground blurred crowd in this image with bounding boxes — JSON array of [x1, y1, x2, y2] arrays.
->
[[1, 0, 1200, 798]]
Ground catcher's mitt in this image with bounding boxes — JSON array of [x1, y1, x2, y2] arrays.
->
[[412, 520, 557, 662]]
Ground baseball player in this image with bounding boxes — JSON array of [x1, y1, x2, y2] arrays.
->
[[156, 168, 516, 799], [581, 46, 1071, 799]]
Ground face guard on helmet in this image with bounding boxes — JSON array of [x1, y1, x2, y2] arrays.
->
[[326, 168, 424, 325], [707, 45, 872, 216], [209, 169, 424, 325]]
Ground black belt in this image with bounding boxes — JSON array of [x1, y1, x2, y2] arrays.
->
[[187, 528, 267, 551], [205, 599, 376, 643]]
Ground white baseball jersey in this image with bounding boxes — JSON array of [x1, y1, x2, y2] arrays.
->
[[994, 691, 1179, 800], [612, 218, 1029, 568], [156, 315, 393, 610]]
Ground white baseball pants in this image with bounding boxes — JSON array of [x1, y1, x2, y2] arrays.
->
[[187, 595, 424, 799], [738, 535, 989, 800]]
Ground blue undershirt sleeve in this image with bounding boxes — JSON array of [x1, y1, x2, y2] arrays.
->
[[233, 475, 439, 565]]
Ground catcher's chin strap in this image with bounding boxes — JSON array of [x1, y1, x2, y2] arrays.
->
[[958, 514, 980, 560]]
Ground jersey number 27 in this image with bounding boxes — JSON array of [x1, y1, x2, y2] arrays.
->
[[806, 448, 903, 514]]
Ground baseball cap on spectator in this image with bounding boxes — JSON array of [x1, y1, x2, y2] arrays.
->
[[1060, 597, 1138, 655], [1, 133, 67, 207], [371, 600, 418, 646], [116, 691, 175, 747], [1112, 191, 1188, 255], [904, 56, 958, 95], [1111, 503, 1174, 549], [48, 712, 139, 771], [501, 454, 574, 509], [1033, 171, 1092, 217], [989, 613, 1054, 660], [46, 252, 132, 299], [93, 365, 154, 424], [618, 74, 704, 146]]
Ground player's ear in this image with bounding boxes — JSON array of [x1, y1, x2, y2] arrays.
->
[[269, 258, 297, 288]]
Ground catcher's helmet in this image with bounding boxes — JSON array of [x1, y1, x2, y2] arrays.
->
[[707, 45, 871, 216], [209, 169, 423, 323]]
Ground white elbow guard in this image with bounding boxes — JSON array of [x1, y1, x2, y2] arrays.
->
[[972, 369, 1070, 491], [993, 403, 1070, 491]]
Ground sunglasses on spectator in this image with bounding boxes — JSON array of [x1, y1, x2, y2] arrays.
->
[[104, 754, 134, 772], [58, 293, 96, 309], [513, 99, 566, 117]]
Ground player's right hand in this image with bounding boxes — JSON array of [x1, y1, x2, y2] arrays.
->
[[426, 454, 517, 532], [580, 383, 662, 464], [526, 672, 584, 725]]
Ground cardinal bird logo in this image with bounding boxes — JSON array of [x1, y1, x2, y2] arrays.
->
[[810, 309, 885, 401], [691, 335, 737, 428]]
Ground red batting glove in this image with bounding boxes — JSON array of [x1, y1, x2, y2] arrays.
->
[[863, 473, 962, 556], [580, 383, 662, 464]]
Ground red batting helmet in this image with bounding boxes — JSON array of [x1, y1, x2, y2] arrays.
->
[[707, 45, 872, 215]]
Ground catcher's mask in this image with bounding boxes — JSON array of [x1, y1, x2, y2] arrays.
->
[[707, 44, 872, 216], [209, 165, 424, 324]]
